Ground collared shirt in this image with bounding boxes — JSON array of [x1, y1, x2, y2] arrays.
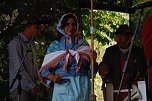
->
[[8, 33, 37, 92]]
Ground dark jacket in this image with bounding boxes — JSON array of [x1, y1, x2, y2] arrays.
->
[[99, 44, 147, 84]]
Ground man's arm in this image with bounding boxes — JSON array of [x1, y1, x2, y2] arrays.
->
[[8, 39, 36, 90]]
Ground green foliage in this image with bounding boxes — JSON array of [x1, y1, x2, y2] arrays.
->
[[82, 10, 129, 100], [81, 10, 129, 45]]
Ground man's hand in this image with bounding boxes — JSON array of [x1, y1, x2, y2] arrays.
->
[[99, 64, 109, 78], [30, 86, 40, 96]]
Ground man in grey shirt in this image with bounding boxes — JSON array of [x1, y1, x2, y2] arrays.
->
[[8, 19, 44, 101]]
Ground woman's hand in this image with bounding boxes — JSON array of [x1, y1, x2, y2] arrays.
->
[[47, 74, 63, 83], [90, 50, 97, 60]]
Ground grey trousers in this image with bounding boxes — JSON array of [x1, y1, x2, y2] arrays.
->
[[10, 88, 38, 101]]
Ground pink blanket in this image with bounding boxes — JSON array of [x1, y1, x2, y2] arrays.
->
[[40, 46, 92, 72]]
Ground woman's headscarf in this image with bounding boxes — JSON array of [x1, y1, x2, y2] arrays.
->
[[56, 13, 79, 38]]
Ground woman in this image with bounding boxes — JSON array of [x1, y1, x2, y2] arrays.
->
[[39, 13, 96, 101]]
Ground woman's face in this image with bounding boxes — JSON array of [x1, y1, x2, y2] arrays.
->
[[63, 18, 77, 36]]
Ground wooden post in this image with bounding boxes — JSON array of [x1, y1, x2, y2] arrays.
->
[[90, 0, 96, 101]]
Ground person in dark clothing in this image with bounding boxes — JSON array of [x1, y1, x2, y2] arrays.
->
[[142, 14, 152, 100], [8, 18, 44, 101], [99, 24, 147, 101]]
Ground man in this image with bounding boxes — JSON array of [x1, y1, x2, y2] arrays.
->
[[8, 18, 44, 101], [99, 24, 147, 101]]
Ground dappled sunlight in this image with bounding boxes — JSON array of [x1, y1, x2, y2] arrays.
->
[[95, 73, 104, 101]]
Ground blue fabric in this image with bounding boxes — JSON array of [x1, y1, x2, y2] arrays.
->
[[52, 76, 90, 101], [40, 37, 91, 101], [42, 37, 90, 77], [41, 70, 50, 77]]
